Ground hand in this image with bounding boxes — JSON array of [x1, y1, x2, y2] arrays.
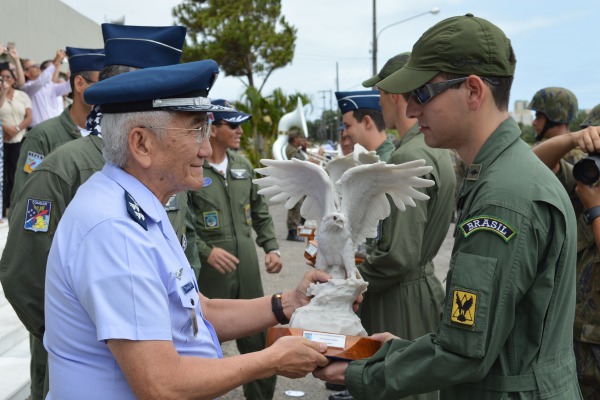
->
[[312, 361, 349, 385], [0, 44, 5, 56], [7, 45, 18, 60], [207, 247, 239, 274], [265, 252, 282, 274], [267, 336, 329, 378], [370, 332, 399, 343], [53, 49, 66, 65], [576, 182, 600, 210], [573, 126, 600, 154]]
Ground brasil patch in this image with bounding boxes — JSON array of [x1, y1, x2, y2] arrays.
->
[[459, 216, 516, 242], [24, 151, 44, 174], [450, 289, 477, 328], [24, 198, 52, 232]]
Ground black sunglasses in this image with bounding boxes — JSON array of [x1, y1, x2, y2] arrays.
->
[[404, 77, 498, 104], [215, 122, 241, 130]]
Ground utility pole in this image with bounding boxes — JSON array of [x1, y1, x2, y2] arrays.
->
[[372, 0, 377, 76]]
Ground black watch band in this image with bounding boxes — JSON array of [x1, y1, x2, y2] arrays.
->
[[583, 206, 600, 225], [271, 292, 289, 325]]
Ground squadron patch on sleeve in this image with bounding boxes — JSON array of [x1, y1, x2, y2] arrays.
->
[[24, 151, 44, 174], [459, 216, 516, 242], [125, 191, 148, 231], [203, 211, 219, 229], [450, 289, 477, 328], [24, 198, 52, 232]]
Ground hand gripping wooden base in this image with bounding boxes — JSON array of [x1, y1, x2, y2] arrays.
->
[[266, 327, 382, 361]]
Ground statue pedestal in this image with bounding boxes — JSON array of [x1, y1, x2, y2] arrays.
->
[[266, 327, 382, 360]]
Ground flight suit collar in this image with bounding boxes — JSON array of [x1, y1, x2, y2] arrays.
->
[[59, 105, 83, 140], [395, 123, 421, 150]]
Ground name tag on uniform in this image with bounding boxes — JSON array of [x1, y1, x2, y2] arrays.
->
[[231, 169, 248, 179]]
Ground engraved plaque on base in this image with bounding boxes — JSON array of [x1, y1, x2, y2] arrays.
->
[[266, 327, 382, 361]]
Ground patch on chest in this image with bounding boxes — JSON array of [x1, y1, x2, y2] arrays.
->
[[231, 169, 248, 179], [203, 211, 219, 229], [450, 289, 477, 328], [459, 216, 516, 242], [24, 151, 44, 174], [24, 198, 52, 232], [164, 194, 179, 211]]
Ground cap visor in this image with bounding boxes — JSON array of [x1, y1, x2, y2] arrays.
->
[[377, 68, 438, 94], [361, 75, 381, 88], [170, 104, 236, 113]]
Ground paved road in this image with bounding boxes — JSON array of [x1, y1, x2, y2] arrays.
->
[[219, 201, 455, 399]]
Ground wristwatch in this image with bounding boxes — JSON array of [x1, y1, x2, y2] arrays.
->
[[583, 206, 600, 225], [269, 249, 281, 257]]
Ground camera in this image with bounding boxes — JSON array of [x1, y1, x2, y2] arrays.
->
[[573, 154, 600, 185]]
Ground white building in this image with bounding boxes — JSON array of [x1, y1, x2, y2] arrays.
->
[[511, 99, 533, 125]]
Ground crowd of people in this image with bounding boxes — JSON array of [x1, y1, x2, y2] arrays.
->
[[0, 10, 598, 400]]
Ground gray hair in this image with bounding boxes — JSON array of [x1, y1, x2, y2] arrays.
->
[[101, 111, 174, 167]]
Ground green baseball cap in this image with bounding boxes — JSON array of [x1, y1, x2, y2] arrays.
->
[[378, 13, 516, 94], [362, 52, 410, 88]]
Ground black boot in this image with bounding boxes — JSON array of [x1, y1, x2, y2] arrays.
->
[[286, 229, 304, 242]]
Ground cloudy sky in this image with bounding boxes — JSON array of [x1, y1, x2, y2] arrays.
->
[[61, 0, 600, 120]]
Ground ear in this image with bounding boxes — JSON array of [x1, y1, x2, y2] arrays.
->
[[362, 114, 373, 129], [210, 124, 218, 138], [73, 75, 87, 94], [128, 127, 154, 169], [391, 93, 402, 105], [465, 75, 486, 111]]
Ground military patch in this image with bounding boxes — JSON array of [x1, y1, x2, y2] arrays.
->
[[164, 194, 179, 212], [244, 203, 251, 225], [202, 177, 212, 187], [24, 151, 44, 174], [231, 169, 248, 179], [459, 216, 516, 242], [24, 199, 52, 232], [181, 234, 187, 251], [450, 289, 477, 328], [125, 191, 148, 231], [203, 211, 219, 229], [181, 281, 195, 295]]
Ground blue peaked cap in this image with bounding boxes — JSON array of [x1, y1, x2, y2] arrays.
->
[[102, 23, 186, 68], [66, 47, 105, 74], [84, 60, 234, 114], [211, 99, 252, 124], [335, 90, 381, 114]]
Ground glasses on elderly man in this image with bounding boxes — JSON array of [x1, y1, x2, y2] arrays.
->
[[24, 64, 40, 71], [141, 121, 212, 144]]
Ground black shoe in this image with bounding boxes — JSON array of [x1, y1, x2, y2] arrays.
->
[[325, 382, 347, 391], [328, 389, 354, 400], [286, 230, 304, 242]]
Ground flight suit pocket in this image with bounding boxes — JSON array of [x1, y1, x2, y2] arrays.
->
[[437, 251, 497, 358]]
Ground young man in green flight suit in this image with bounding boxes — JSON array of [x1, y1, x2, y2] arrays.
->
[[0, 24, 200, 400], [532, 111, 600, 398], [314, 13, 582, 399], [189, 99, 282, 400]]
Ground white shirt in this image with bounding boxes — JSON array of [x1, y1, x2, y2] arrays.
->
[[20, 64, 71, 126]]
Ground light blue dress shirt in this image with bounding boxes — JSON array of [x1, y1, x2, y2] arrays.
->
[[44, 163, 221, 399]]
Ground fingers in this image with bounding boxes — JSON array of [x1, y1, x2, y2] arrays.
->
[[207, 248, 239, 274], [369, 332, 399, 343]]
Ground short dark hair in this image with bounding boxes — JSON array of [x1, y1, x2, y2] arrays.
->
[[440, 72, 513, 111], [287, 128, 303, 144], [352, 109, 385, 132], [69, 70, 95, 90]]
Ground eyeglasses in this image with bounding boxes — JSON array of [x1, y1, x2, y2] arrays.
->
[[25, 64, 40, 71], [404, 77, 499, 104], [141, 122, 211, 144], [214, 122, 241, 130]]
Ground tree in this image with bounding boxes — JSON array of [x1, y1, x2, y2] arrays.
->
[[234, 86, 310, 166], [518, 122, 536, 146], [173, 0, 296, 93], [570, 110, 589, 132]]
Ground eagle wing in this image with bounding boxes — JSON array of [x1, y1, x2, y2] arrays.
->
[[253, 158, 337, 223], [339, 159, 435, 247]]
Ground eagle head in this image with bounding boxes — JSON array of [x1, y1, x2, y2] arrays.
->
[[322, 212, 347, 231]]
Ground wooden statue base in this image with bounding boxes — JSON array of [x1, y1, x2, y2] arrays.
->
[[266, 327, 382, 361]]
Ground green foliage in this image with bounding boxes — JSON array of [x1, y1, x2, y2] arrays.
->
[[234, 86, 310, 166], [519, 122, 536, 145], [570, 110, 589, 132], [173, 0, 296, 92]]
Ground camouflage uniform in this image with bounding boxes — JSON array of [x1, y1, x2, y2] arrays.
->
[[558, 161, 600, 399]]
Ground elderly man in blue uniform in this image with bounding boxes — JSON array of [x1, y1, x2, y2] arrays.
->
[[44, 60, 331, 400], [190, 99, 282, 399], [0, 24, 201, 400], [314, 14, 582, 399], [11, 46, 105, 207], [335, 90, 394, 161]]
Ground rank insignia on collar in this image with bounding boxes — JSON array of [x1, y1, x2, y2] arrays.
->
[[24, 198, 52, 233], [450, 289, 477, 328], [231, 169, 248, 179], [125, 191, 148, 231], [24, 151, 44, 174], [466, 164, 482, 181], [459, 216, 516, 242]]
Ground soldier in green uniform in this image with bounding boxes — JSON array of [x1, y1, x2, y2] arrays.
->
[[189, 99, 282, 400], [0, 24, 199, 400], [528, 87, 585, 164], [284, 129, 307, 241], [10, 47, 104, 208], [335, 90, 394, 161], [532, 116, 600, 399], [314, 14, 582, 399]]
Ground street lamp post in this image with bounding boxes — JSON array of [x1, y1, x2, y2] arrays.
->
[[372, 6, 440, 75]]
